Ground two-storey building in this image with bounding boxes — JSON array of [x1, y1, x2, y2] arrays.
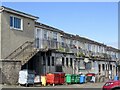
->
[[0, 6, 120, 84], [0, 6, 39, 84]]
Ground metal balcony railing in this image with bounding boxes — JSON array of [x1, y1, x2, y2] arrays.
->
[[35, 38, 78, 53], [35, 38, 119, 61]]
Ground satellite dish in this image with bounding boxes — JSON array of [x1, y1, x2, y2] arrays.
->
[[84, 58, 89, 63]]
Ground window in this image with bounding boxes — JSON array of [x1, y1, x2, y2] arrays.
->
[[62, 57, 64, 66], [102, 64, 105, 71], [61, 38, 65, 47], [52, 57, 54, 66], [88, 44, 91, 51], [70, 40, 73, 45], [10, 16, 22, 30], [85, 62, 91, 70], [47, 57, 50, 66], [66, 58, 68, 66], [10, 16, 13, 27], [110, 64, 112, 70], [99, 64, 101, 73], [70, 58, 73, 67], [53, 32, 57, 41], [106, 64, 108, 70], [79, 60, 85, 70], [43, 30, 48, 39], [42, 56, 46, 65]]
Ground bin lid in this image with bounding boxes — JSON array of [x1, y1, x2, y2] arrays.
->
[[53, 72, 65, 74], [65, 74, 72, 76], [86, 73, 95, 76]]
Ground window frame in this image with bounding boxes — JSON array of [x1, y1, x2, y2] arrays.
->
[[10, 15, 23, 30]]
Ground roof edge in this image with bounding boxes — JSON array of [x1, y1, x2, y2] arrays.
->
[[1, 6, 39, 20]]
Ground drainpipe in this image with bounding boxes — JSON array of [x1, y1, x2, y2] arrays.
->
[[73, 58, 76, 74], [45, 52, 47, 75], [108, 60, 110, 80]]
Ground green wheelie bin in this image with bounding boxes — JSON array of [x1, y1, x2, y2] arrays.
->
[[71, 74, 76, 84], [75, 75, 80, 84], [65, 74, 72, 84]]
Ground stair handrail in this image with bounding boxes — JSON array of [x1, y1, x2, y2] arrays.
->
[[5, 41, 33, 59], [11, 41, 34, 59]]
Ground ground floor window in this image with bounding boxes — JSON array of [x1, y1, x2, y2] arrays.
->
[[79, 60, 85, 70], [66, 58, 68, 66], [85, 62, 91, 70], [52, 57, 54, 66], [110, 64, 112, 70], [99, 64, 101, 74], [106, 64, 108, 70], [47, 57, 50, 66], [102, 64, 105, 71], [42, 56, 46, 66], [62, 57, 64, 66], [70, 58, 73, 67]]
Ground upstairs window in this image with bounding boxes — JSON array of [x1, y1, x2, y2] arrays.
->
[[10, 16, 23, 30], [53, 32, 57, 41], [43, 30, 48, 39], [61, 37, 65, 47], [70, 40, 73, 45]]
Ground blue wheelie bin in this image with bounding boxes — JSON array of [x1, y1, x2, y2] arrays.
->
[[114, 76, 119, 81], [80, 75, 85, 84]]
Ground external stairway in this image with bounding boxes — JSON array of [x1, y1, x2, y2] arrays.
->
[[5, 41, 40, 65]]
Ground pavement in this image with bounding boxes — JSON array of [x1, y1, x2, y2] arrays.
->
[[0, 82, 105, 89]]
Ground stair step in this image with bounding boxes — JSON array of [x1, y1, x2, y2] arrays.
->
[[21, 49, 39, 65], [5, 40, 40, 65]]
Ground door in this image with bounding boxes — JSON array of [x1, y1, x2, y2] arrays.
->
[[55, 65, 63, 72]]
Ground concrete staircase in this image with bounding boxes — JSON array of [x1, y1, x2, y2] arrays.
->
[[5, 41, 40, 65]]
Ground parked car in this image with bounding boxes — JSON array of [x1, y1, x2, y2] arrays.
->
[[102, 80, 120, 90]]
